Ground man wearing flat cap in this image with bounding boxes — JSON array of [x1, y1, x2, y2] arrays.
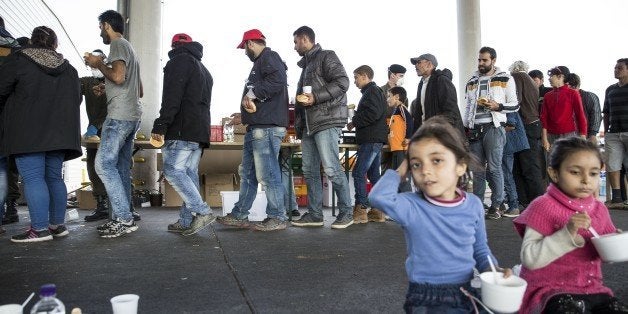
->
[[410, 53, 463, 134], [381, 64, 408, 115]]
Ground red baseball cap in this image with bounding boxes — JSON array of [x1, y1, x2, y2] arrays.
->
[[237, 29, 265, 49], [171, 33, 192, 47]]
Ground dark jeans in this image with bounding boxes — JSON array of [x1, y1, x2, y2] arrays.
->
[[86, 128, 106, 197], [86, 147, 106, 197], [513, 121, 545, 207], [545, 293, 628, 314], [404, 281, 485, 314], [7, 155, 20, 200]]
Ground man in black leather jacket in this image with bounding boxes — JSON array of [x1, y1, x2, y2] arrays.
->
[[290, 26, 354, 229]]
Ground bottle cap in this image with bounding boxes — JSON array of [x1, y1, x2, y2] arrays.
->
[[40, 284, 57, 297]]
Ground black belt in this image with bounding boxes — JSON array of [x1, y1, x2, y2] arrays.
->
[[474, 122, 507, 130]]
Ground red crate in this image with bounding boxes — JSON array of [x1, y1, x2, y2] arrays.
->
[[210, 125, 223, 142], [296, 195, 308, 207]]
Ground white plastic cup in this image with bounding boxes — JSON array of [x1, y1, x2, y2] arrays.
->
[[0, 304, 22, 314], [110, 294, 139, 314], [479, 272, 527, 313], [66, 208, 79, 222], [303, 86, 312, 94]]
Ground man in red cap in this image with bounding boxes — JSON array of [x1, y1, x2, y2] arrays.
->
[[216, 29, 290, 231], [151, 33, 215, 236]]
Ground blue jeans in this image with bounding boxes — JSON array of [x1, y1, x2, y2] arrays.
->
[[501, 152, 518, 209], [470, 125, 506, 208], [301, 127, 352, 218], [353, 142, 382, 206], [0, 157, 9, 224], [162, 140, 210, 228], [231, 127, 287, 221], [14, 151, 66, 230], [95, 118, 140, 222]]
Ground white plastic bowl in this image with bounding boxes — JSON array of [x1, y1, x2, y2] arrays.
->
[[479, 272, 527, 313], [591, 232, 628, 263], [0, 304, 23, 314]]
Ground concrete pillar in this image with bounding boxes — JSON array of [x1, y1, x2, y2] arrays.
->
[[456, 0, 481, 111], [118, 0, 162, 193]]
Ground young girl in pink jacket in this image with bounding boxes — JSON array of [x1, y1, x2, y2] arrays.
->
[[514, 137, 627, 313]]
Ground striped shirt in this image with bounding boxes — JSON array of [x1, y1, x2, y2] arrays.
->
[[603, 83, 628, 133]]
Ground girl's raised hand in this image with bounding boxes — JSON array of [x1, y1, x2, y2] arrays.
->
[[566, 212, 592, 237], [396, 159, 409, 178]]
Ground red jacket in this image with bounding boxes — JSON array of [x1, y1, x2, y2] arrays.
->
[[540, 85, 587, 135]]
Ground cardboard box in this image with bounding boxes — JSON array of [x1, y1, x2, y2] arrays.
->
[[221, 190, 267, 221], [77, 188, 97, 209], [204, 174, 237, 207], [234, 124, 247, 134], [163, 179, 183, 207], [323, 174, 355, 207]]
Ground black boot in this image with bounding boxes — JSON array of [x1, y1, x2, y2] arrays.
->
[[84, 195, 109, 222], [2, 199, 19, 224]]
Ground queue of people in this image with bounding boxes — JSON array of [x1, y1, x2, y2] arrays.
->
[[1, 10, 628, 313]]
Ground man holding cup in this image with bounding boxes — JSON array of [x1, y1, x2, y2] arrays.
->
[[291, 26, 354, 229]]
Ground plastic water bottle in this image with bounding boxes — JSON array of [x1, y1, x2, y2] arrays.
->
[[31, 284, 65, 314], [600, 170, 607, 197], [223, 122, 234, 143]]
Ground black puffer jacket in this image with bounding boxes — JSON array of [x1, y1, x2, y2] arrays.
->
[[352, 82, 388, 144], [295, 44, 349, 137], [152, 42, 213, 147], [411, 68, 463, 134], [0, 48, 81, 160]]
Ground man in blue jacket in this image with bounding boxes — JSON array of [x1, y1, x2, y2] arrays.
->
[[152, 33, 215, 236], [216, 29, 289, 231]]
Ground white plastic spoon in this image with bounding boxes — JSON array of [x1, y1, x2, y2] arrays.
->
[[486, 255, 500, 284], [589, 226, 600, 238], [22, 292, 34, 308]]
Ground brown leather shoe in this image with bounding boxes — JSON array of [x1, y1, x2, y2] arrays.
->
[[353, 204, 368, 224], [367, 208, 386, 222]]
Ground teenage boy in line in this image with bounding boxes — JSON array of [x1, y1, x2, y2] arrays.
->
[[387, 86, 413, 193]]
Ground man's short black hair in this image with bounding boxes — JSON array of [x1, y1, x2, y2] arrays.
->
[[98, 10, 124, 34], [293, 26, 315, 43], [479, 46, 497, 59]]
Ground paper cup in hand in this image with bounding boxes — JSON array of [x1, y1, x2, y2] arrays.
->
[[303, 86, 312, 94], [111, 294, 139, 314], [150, 137, 164, 148]]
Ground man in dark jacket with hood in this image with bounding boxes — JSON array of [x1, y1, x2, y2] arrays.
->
[[152, 33, 215, 236], [410, 53, 463, 135], [216, 29, 289, 231], [290, 25, 354, 229]]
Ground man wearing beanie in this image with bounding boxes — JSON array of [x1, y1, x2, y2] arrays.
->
[[380, 64, 408, 110], [410, 53, 462, 134]]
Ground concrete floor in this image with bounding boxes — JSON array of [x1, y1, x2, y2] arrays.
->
[[1, 206, 627, 313]]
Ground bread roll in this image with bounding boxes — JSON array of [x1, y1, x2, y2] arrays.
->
[[296, 94, 309, 103]]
